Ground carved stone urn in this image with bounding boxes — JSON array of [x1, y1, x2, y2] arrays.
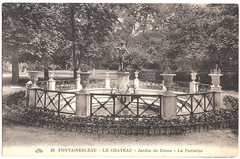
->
[[209, 64, 223, 87], [79, 72, 91, 90], [190, 72, 197, 82], [28, 71, 40, 88], [160, 74, 176, 91], [209, 74, 223, 87]]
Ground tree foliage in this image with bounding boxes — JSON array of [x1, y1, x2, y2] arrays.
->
[[2, 3, 238, 83]]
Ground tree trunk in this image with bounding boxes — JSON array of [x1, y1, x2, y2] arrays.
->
[[11, 49, 19, 84], [44, 66, 49, 80], [70, 4, 77, 79], [73, 68, 78, 79]]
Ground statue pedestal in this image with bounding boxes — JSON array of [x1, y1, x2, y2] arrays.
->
[[117, 72, 130, 91], [115, 72, 130, 116]]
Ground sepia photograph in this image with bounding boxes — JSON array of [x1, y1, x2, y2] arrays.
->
[[1, 1, 239, 157]]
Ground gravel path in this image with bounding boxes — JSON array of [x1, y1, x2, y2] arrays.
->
[[2, 121, 238, 157]]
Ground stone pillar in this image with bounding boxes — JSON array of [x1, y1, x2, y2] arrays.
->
[[48, 78, 56, 90], [211, 86, 223, 109], [117, 72, 130, 91], [189, 72, 199, 93], [75, 91, 90, 117], [75, 74, 82, 90], [105, 72, 111, 89], [28, 88, 36, 106], [162, 92, 177, 119], [209, 73, 223, 109], [190, 82, 199, 93], [115, 72, 130, 115], [134, 71, 140, 89]]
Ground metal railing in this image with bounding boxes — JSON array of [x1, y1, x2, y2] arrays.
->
[[55, 79, 76, 90], [139, 81, 163, 90], [176, 92, 215, 117], [28, 88, 76, 115], [88, 80, 105, 88], [90, 93, 163, 118], [36, 81, 48, 89], [198, 83, 211, 92], [36, 79, 76, 90], [171, 81, 190, 93]]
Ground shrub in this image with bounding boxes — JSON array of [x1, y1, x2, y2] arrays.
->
[[2, 91, 26, 107], [223, 95, 238, 109]]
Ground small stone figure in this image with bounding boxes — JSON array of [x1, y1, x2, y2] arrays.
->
[[210, 64, 221, 74], [115, 41, 130, 71], [163, 66, 172, 74]]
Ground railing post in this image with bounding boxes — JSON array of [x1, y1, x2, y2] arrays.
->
[[211, 87, 223, 109], [58, 92, 60, 116], [44, 90, 47, 109], [75, 74, 82, 90], [28, 88, 37, 106], [136, 96, 139, 118], [48, 78, 56, 91], [190, 72, 199, 93], [190, 95, 193, 117], [105, 72, 111, 89], [75, 91, 90, 117], [159, 95, 162, 118], [162, 92, 177, 119], [26, 89, 30, 106], [190, 81, 199, 93], [112, 95, 116, 117], [134, 71, 140, 89]]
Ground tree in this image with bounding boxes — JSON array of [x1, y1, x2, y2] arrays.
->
[[203, 4, 238, 72], [53, 4, 119, 78], [2, 3, 34, 83]]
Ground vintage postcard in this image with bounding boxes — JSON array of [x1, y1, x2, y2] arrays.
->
[[2, 1, 239, 157]]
